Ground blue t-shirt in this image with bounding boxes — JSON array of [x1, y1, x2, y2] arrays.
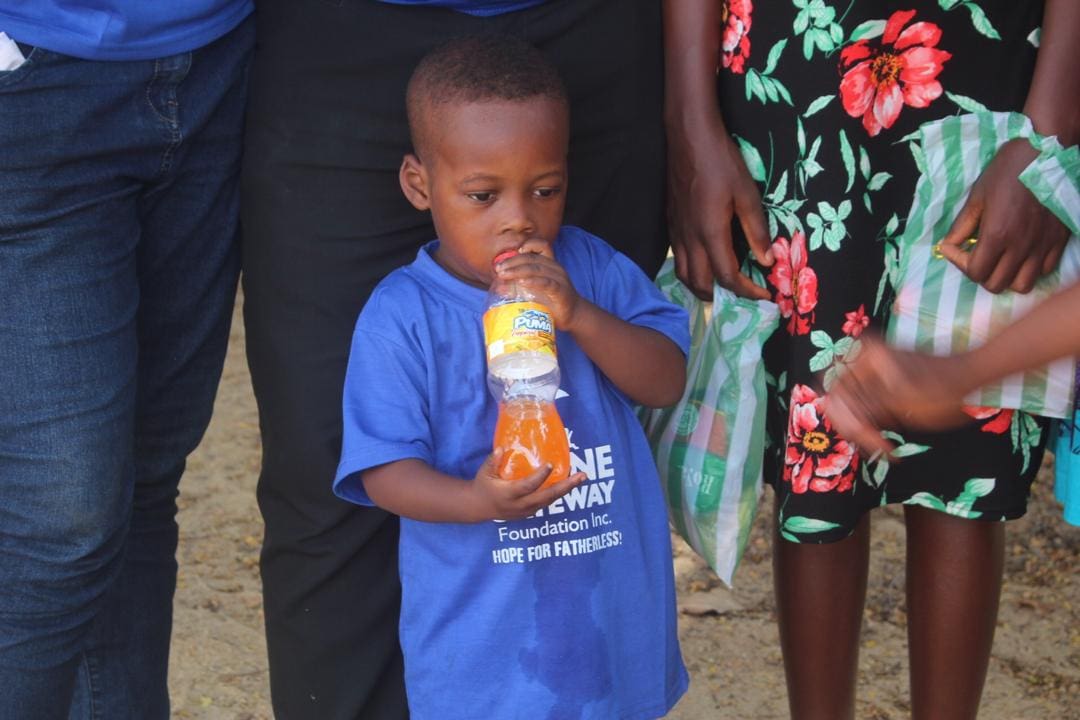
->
[[335, 226, 690, 720], [0, 1, 252, 60], [375, 1, 547, 17]]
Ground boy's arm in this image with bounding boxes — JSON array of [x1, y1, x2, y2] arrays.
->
[[362, 456, 584, 524], [562, 300, 687, 408]]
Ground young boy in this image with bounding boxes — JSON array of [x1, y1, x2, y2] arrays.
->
[[333, 35, 690, 719]]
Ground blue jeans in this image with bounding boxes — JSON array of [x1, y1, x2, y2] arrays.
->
[[0, 17, 253, 720]]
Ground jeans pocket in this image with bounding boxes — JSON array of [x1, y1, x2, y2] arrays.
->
[[0, 41, 46, 88]]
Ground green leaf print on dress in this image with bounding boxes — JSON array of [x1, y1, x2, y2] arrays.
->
[[745, 39, 794, 106], [945, 92, 990, 114], [938, 0, 1001, 41], [792, 0, 845, 59], [859, 430, 931, 492], [874, 214, 903, 315], [754, 130, 812, 240], [808, 329, 859, 380], [764, 169, 807, 240], [777, 495, 843, 543], [745, 70, 784, 106], [733, 135, 767, 183], [797, 123, 824, 193], [783, 515, 842, 540], [905, 478, 996, 519], [847, 19, 886, 43], [1011, 411, 1043, 475], [838, 128, 856, 192], [806, 199, 851, 252], [803, 94, 835, 118]]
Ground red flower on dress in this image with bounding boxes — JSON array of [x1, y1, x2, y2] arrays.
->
[[838, 9, 952, 137], [785, 385, 860, 494], [768, 232, 818, 336], [963, 406, 1014, 434], [842, 304, 870, 338], [720, 0, 753, 74]]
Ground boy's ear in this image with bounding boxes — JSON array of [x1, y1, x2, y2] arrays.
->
[[399, 153, 431, 211]]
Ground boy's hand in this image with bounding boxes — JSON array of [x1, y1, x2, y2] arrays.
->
[[468, 449, 586, 521], [494, 240, 583, 331]]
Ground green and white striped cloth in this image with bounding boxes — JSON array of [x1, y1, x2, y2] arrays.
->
[[641, 260, 778, 586], [888, 111, 1080, 418]]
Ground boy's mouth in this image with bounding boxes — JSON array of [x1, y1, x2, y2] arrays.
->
[[492, 249, 519, 266], [493, 239, 551, 266]]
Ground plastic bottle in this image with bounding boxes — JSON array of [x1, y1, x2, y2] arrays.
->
[[483, 250, 570, 487]]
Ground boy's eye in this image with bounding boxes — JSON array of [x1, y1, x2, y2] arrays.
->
[[534, 187, 561, 199], [466, 192, 494, 203]]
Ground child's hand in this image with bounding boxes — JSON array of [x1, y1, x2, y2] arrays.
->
[[494, 240, 583, 331], [467, 449, 586, 521], [825, 337, 973, 459]]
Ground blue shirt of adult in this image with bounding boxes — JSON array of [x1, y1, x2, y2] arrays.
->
[[0, 1, 253, 61]]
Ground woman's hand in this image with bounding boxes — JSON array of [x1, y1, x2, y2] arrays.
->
[[939, 138, 1070, 294], [667, 116, 774, 301]]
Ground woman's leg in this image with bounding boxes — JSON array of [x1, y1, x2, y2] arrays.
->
[[905, 505, 1004, 720], [774, 509, 871, 720]]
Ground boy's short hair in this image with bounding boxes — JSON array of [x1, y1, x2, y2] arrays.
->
[[406, 34, 569, 159]]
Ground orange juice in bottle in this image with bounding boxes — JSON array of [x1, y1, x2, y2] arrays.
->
[[493, 395, 570, 486]]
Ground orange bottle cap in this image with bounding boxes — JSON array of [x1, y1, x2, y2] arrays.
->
[[492, 249, 519, 266]]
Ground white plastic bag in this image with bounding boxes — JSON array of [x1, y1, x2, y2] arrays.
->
[[889, 111, 1080, 417], [641, 260, 778, 585]]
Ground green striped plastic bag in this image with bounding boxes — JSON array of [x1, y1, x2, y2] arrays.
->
[[640, 259, 778, 585], [888, 111, 1080, 418]]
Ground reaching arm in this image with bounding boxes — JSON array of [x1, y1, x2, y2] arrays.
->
[[959, 280, 1080, 390], [827, 282, 1080, 455]]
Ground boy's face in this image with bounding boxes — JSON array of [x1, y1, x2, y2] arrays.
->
[[400, 96, 569, 288]]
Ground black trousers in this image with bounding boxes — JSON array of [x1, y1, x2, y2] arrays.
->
[[241, 1, 666, 717]]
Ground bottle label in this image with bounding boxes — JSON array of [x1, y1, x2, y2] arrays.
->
[[483, 301, 557, 366]]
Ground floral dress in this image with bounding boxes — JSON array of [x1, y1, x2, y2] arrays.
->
[[715, 0, 1049, 542]]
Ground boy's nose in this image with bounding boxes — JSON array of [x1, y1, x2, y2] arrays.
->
[[498, 197, 535, 237]]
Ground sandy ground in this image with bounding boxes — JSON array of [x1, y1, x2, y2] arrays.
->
[[169, 296, 1079, 719]]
